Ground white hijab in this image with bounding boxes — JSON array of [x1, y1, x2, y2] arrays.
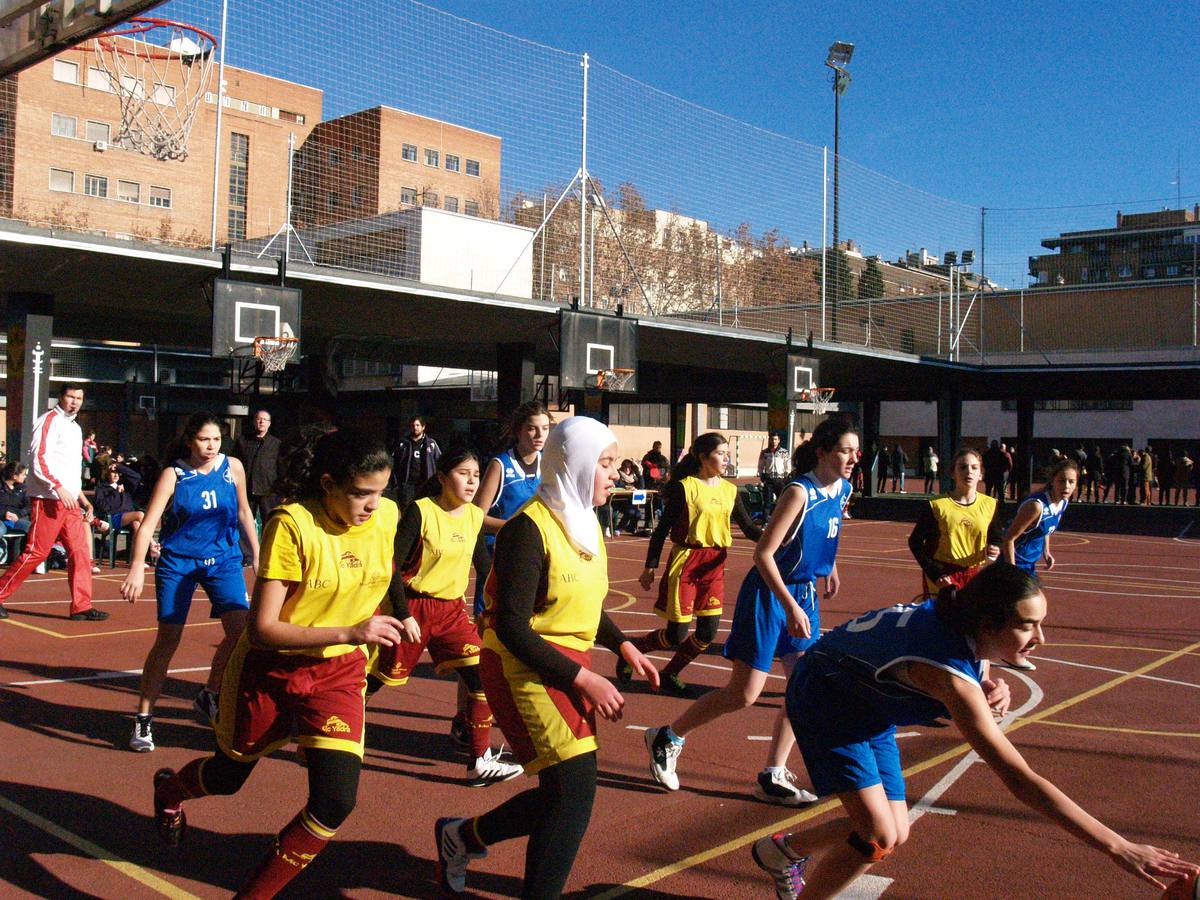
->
[[536, 416, 617, 558]]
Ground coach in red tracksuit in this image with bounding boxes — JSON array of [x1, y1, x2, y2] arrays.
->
[[0, 383, 106, 621]]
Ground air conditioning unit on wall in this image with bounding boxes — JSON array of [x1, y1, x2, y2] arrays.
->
[[94, 140, 107, 152]]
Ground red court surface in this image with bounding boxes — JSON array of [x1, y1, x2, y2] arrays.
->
[[1, 519, 1198, 898]]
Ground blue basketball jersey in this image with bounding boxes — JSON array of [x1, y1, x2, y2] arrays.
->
[[160, 454, 240, 559], [793, 599, 984, 737], [772, 473, 852, 584], [1011, 490, 1068, 571], [485, 450, 541, 547]]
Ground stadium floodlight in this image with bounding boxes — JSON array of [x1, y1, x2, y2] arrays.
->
[[961, 249, 976, 265], [825, 40, 854, 340]]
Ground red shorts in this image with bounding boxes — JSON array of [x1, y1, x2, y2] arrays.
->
[[216, 640, 368, 761], [655, 545, 727, 622], [479, 642, 596, 775], [370, 596, 481, 685], [922, 564, 981, 597]]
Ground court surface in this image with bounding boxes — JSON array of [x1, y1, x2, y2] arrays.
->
[[1, 519, 1197, 898]]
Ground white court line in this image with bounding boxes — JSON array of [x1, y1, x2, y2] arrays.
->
[[1175, 520, 1195, 542], [2, 665, 210, 688], [1036, 656, 1200, 689], [1036, 585, 1195, 599]]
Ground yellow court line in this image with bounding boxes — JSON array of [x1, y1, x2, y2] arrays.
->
[[1050, 641, 1200, 656], [0, 618, 222, 639], [1031, 720, 1200, 739], [600, 637, 1200, 897], [0, 794, 200, 900]]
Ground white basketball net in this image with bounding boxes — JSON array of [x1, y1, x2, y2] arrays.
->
[[801, 387, 836, 415], [90, 19, 216, 161], [255, 337, 299, 374], [593, 368, 635, 392]]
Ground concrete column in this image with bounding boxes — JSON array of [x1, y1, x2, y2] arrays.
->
[[669, 402, 688, 464], [5, 293, 55, 465], [936, 390, 963, 492], [860, 399, 881, 496], [497, 342, 536, 423], [1016, 397, 1035, 497]]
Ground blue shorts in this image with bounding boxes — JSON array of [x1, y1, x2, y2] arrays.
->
[[723, 572, 819, 673], [155, 550, 249, 625], [108, 513, 126, 533], [787, 659, 906, 801]]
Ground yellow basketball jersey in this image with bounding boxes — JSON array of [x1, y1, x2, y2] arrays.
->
[[483, 497, 609, 653], [929, 493, 997, 570], [680, 476, 736, 548], [403, 497, 483, 600], [258, 496, 398, 658]]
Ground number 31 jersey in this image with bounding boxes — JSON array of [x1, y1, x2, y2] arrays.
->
[[160, 453, 240, 559]]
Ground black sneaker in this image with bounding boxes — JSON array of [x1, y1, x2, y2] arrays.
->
[[661, 673, 691, 697], [0, 606, 8, 619], [69, 608, 110, 621], [153, 768, 187, 846]]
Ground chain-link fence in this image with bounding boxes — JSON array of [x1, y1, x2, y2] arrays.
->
[[3, 0, 1198, 360]]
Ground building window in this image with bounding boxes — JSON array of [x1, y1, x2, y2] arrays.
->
[[402, 143, 417, 162], [900, 328, 915, 353], [1142, 266, 1156, 279], [327, 147, 341, 166], [51, 113, 77, 138], [85, 120, 110, 143], [425, 148, 439, 167], [400, 186, 417, 206], [465, 158, 480, 177], [464, 199, 479, 217], [351, 144, 361, 160], [326, 191, 340, 212], [227, 132, 249, 240], [83, 174, 108, 198], [117, 180, 140, 203], [278, 109, 305, 124], [608, 403, 669, 427], [149, 185, 172, 208], [53, 59, 79, 84], [445, 154, 460, 173], [49, 167, 75, 193], [1117, 264, 1132, 278], [706, 405, 767, 431], [1166, 264, 1180, 277], [444, 196, 458, 213], [351, 185, 363, 208], [87, 67, 111, 91], [422, 191, 438, 208], [150, 82, 176, 105]]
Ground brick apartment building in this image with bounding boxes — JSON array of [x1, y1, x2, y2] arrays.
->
[[291, 106, 501, 229], [1029, 205, 1200, 286]]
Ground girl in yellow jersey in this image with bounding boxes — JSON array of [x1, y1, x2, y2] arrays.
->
[[367, 447, 523, 786], [908, 447, 1004, 597], [619, 432, 762, 695], [435, 416, 659, 899], [150, 427, 404, 900]]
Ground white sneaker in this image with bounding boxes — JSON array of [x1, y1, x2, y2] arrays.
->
[[34, 562, 46, 575], [645, 726, 683, 791], [466, 747, 523, 787], [130, 716, 155, 752], [754, 768, 818, 806], [435, 816, 487, 894], [1000, 657, 1037, 671]]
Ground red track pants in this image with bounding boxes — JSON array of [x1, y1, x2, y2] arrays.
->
[[0, 498, 94, 615]]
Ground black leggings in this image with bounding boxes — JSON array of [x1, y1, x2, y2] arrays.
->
[[475, 752, 598, 900], [667, 615, 719, 646], [201, 747, 361, 829]]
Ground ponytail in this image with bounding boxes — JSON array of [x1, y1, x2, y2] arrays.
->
[[791, 416, 857, 478], [670, 432, 726, 482]]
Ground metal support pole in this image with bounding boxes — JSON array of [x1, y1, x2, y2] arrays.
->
[[832, 83, 840, 342], [1193, 239, 1197, 346], [539, 193, 547, 301], [821, 146, 828, 341], [715, 232, 723, 326], [208, 0, 229, 251], [980, 207, 986, 362], [578, 53, 589, 308], [1020, 289, 1025, 353]]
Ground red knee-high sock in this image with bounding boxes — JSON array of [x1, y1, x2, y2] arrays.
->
[[234, 808, 335, 900], [466, 689, 494, 759], [662, 635, 709, 678], [633, 629, 674, 654], [156, 757, 210, 811]]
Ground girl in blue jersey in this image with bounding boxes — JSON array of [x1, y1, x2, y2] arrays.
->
[[750, 563, 1198, 900], [1002, 458, 1077, 576], [645, 418, 857, 806], [121, 414, 259, 752]]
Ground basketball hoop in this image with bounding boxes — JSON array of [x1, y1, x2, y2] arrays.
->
[[254, 336, 299, 374], [799, 386, 836, 415], [87, 18, 216, 161], [586, 367, 636, 392]]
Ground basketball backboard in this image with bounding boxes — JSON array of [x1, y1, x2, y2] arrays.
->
[[0, 0, 164, 77], [786, 354, 821, 400], [559, 308, 638, 393], [212, 278, 302, 362]]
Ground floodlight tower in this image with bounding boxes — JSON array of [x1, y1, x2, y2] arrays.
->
[[825, 41, 854, 341]]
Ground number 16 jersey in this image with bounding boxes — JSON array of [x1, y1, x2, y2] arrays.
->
[[160, 453, 240, 559]]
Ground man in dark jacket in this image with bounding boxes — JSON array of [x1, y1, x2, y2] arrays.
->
[[233, 409, 281, 523], [392, 415, 441, 508]]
